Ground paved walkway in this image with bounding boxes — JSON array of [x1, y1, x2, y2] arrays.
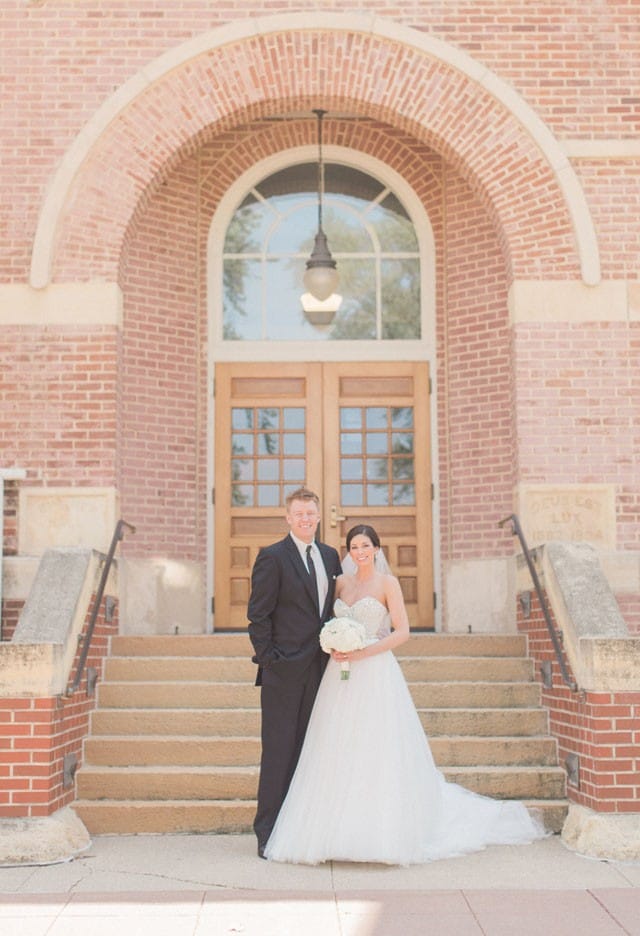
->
[[1, 833, 640, 935]]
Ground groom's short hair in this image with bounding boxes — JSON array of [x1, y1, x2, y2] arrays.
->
[[285, 487, 319, 509]]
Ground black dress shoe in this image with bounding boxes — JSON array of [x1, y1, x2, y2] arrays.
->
[[257, 845, 267, 859]]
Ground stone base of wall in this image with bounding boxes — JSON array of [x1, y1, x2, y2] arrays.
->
[[443, 557, 516, 633], [0, 806, 90, 866], [562, 803, 640, 862], [119, 557, 205, 634]]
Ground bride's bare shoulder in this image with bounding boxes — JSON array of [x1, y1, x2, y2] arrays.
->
[[382, 572, 402, 593]]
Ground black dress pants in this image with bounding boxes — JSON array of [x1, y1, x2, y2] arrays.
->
[[254, 654, 324, 850]]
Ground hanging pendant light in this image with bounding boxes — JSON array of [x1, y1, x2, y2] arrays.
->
[[303, 109, 339, 304]]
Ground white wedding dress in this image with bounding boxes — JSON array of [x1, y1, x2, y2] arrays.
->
[[264, 596, 548, 865]]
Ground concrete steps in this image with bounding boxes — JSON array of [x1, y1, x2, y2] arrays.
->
[[73, 632, 568, 835], [97, 680, 541, 710], [82, 734, 558, 768], [83, 736, 263, 767], [76, 762, 566, 802], [71, 800, 254, 835], [104, 654, 533, 684]]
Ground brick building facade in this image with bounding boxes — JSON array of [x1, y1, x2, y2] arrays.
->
[[1, 2, 639, 853]]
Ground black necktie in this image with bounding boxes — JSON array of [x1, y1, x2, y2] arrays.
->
[[306, 544, 320, 612]]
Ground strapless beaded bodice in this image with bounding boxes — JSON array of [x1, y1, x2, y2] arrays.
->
[[334, 596, 391, 641]]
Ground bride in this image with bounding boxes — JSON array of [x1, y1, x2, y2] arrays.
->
[[264, 524, 548, 865]]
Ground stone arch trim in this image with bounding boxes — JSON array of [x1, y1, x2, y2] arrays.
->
[[30, 13, 600, 289]]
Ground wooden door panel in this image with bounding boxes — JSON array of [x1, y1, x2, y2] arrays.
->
[[214, 363, 323, 628], [322, 362, 433, 629], [214, 361, 433, 630]]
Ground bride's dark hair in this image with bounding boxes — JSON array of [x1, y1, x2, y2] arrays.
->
[[346, 524, 381, 550]]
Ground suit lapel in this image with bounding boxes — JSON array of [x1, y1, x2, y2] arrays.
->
[[283, 535, 318, 609]]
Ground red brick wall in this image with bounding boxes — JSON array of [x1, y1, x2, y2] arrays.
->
[[513, 321, 640, 551], [0, 601, 22, 644], [1, 480, 19, 556], [573, 161, 640, 281], [3, 3, 639, 283], [0, 595, 118, 818], [119, 160, 202, 559], [0, 327, 118, 488], [1, 5, 639, 563], [1, 480, 21, 642], [615, 594, 640, 638], [440, 170, 513, 560], [38, 41, 580, 287], [517, 589, 640, 813]]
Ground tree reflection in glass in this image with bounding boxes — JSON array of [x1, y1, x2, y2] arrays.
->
[[222, 163, 422, 341]]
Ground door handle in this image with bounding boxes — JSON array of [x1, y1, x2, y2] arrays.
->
[[330, 504, 346, 528]]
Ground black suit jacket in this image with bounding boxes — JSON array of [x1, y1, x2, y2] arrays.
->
[[247, 535, 342, 687]]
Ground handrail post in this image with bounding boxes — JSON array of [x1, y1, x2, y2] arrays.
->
[[67, 519, 136, 695], [499, 513, 578, 691]]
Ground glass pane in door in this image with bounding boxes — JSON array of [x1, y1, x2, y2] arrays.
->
[[230, 406, 307, 506], [339, 406, 415, 506]]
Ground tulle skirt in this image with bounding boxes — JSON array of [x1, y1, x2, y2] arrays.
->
[[264, 650, 548, 865]]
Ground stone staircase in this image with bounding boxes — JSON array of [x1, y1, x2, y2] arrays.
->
[[73, 633, 568, 834]]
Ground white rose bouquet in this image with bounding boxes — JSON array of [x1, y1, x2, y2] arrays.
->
[[319, 616, 367, 680]]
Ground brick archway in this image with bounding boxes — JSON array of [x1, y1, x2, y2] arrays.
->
[[30, 14, 599, 290]]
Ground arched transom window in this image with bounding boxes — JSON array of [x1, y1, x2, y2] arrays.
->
[[222, 163, 421, 341]]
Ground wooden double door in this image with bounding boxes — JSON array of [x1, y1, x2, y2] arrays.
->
[[214, 361, 434, 630]]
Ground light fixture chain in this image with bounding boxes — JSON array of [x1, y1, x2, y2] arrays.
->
[[314, 108, 326, 231], [302, 107, 340, 312]]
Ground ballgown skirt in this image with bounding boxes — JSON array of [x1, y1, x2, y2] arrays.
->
[[264, 637, 548, 866]]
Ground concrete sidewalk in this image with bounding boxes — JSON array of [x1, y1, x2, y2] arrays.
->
[[1, 833, 640, 935]]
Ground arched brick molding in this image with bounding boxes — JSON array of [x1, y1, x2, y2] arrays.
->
[[30, 14, 599, 290]]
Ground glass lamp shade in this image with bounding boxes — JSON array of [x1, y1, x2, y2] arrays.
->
[[303, 227, 339, 301], [300, 290, 343, 327], [303, 263, 339, 302]]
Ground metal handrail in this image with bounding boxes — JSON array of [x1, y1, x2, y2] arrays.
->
[[67, 518, 136, 695], [498, 513, 578, 691]]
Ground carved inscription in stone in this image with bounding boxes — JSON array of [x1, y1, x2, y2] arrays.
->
[[518, 485, 615, 548]]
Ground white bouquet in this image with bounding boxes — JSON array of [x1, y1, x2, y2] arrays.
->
[[319, 616, 367, 680]]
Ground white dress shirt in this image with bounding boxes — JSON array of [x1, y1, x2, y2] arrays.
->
[[289, 533, 328, 612]]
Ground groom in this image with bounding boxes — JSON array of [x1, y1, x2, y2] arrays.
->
[[248, 487, 342, 858]]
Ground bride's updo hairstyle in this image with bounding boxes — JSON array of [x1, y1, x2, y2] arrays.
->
[[346, 524, 381, 550]]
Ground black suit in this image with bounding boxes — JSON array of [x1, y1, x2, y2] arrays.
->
[[248, 534, 342, 851]]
